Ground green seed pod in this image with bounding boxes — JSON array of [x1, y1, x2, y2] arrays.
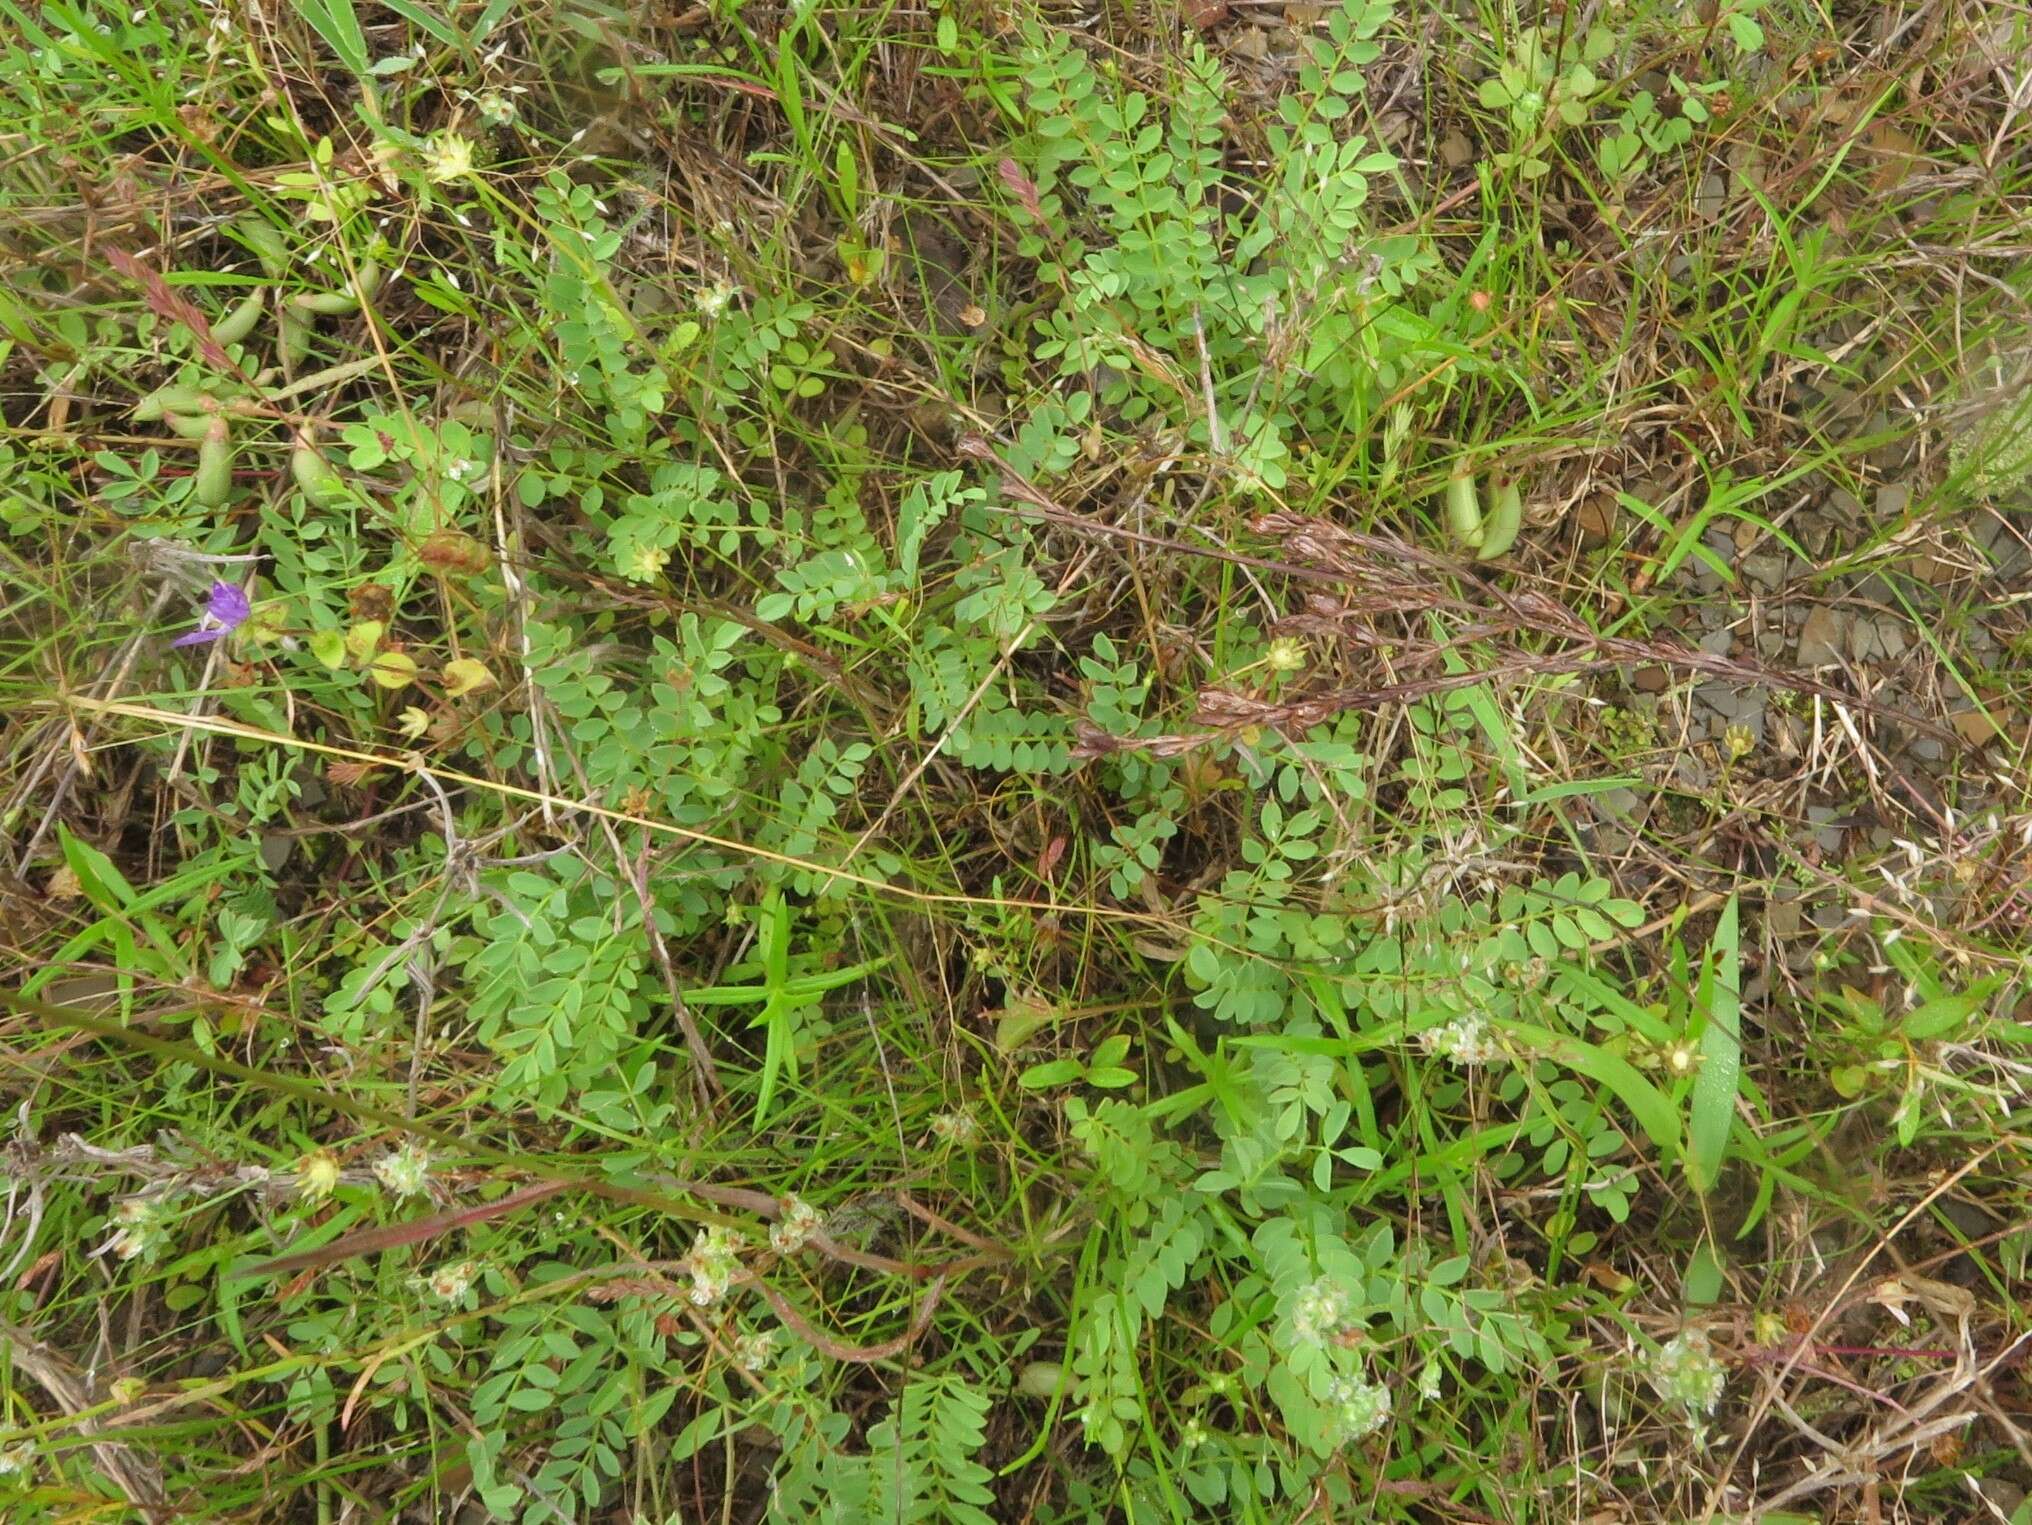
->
[[291, 437, 339, 500], [164, 408, 221, 440], [1444, 470, 1484, 549], [1476, 479, 1524, 561], [209, 287, 266, 345], [194, 418, 233, 508], [238, 218, 288, 278], [293, 289, 360, 316], [1015, 1362, 1068, 1400], [278, 303, 311, 367], [133, 383, 206, 422]]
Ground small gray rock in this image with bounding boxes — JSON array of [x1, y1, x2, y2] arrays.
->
[[1796, 606, 1847, 667], [1696, 681, 1740, 717], [1741, 554, 1787, 592]]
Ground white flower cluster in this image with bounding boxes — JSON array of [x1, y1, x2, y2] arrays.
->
[[373, 1140, 432, 1199], [104, 1196, 170, 1263], [422, 1260, 479, 1302], [1648, 1329, 1726, 1422], [685, 1225, 744, 1308], [1289, 1277, 1351, 1349], [769, 1195, 822, 1255], [1420, 1011, 1500, 1067], [697, 279, 742, 320], [1323, 1370, 1391, 1445], [930, 1109, 979, 1146], [733, 1329, 777, 1372]]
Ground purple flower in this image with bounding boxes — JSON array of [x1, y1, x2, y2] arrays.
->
[[171, 581, 251, 648]]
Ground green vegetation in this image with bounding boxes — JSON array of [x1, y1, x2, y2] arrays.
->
[[3, 0, 2031, 1519]]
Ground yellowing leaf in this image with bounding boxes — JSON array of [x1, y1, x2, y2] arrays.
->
[[442, 657, 497, 699], [344, 619, 385, 665], [368, 650, 419, 690]]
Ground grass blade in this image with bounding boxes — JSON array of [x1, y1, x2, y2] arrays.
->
[[289, 0, 370, 77], [1687, 896, 1741, 1195]]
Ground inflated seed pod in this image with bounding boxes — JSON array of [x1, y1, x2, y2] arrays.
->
[[278, 302, 311, 367], [293, 289, 359, 316], [194, 417, 233, 508], [1475, 479, 1524, 561], [164, 408, 221, 440], [238, 218, 288, 278], [210, 287, 266, 345], [290, 435, 339, 501], [133, 383, 206, 422], [292, 261, 382, 316], [1444, 470, 1484, 550]]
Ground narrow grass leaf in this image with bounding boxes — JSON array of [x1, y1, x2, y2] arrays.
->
[[289, 0, 371, 77], [1687, 895, 1741, 1195], [1503, 1021, 1680, 1160]]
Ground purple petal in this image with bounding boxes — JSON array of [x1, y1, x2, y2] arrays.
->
[[207, 582, 252, 627], [170, 628, 225, 648]]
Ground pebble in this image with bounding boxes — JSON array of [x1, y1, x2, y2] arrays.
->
[[1805, 806, 1844, 854], [1596, 787, 1642, 822], [1796, 606, 1848, 667], [1696, 681, 1740, 717], [1876, 481, 1910, 517], [1765, 892, 1802, 939], [1741, 553, 1787, 592]]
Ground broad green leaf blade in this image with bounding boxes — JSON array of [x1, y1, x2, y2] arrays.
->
[[59, 821, 138, 910], [378, 0, 465, 50], [1687, 896, 1741, 1194], [1504, 1021, 1680, 1161], [290, 0, 371, 76]]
